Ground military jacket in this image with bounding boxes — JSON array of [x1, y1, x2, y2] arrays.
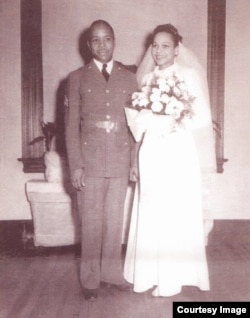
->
[[65, 60, 138, 178]]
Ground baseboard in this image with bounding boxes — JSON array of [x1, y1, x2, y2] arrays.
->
[[1, 219, 250, 258]]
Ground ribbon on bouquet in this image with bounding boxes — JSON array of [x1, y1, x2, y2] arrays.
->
[[124, 107, 153, 142]]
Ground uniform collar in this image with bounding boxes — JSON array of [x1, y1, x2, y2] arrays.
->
[[93, 59, 114, 74]]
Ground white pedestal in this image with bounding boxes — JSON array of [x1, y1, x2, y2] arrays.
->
[[26, 180, 80, 247]]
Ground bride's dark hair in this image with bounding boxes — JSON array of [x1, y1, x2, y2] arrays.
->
[[152, 24, 183, 47]]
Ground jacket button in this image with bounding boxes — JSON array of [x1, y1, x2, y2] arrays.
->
[[106, 102, 110, 106], [106, 89, 109, 93], [106, 115, 110, 120]]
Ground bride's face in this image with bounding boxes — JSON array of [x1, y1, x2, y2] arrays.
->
[[151, 32, 178, 69]]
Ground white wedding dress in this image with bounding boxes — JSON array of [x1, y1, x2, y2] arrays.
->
[[124, 63, 215, 297]]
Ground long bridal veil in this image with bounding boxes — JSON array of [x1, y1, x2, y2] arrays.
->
[[135, 43, 217, 242]]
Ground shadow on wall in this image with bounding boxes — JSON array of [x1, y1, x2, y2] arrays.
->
[[54, 77, 67, 157], [78, 27, 92, 65]]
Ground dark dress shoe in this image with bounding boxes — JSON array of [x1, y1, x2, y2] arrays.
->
[[83, 288, 98, 301], [113, 282, 133, 292], [100, 281, 112, 289], [100, 281, 133, 292]]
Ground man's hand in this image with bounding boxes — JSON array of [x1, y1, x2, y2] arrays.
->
[[71, 168, 85, 190], [130, 166, 139, 182]]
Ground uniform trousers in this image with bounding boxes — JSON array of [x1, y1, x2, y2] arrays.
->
[[77, 176, 128, 289]]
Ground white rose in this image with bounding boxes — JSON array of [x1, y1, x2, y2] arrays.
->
[[139, 97, 149, 107], [161, 93, 170, 104], [150, 92, 161, 103], [167, 78, 175, 87], [168, 96, 178, 107], [152, 87, 161, 95], [159, 83, 171, 93], [132, 99, 138, 107], [151, 101, 164, 112], [132, 92, 140, 99], [165, 102, 175, 115], [156, 78, 169, 92], [156, 78, 167, 86]]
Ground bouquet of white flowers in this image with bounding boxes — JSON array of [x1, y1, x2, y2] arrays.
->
[[124, 73, 196, 141], [131, 73, 195, 121]]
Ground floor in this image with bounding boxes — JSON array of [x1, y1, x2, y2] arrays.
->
[[0, 220, 250, 318]]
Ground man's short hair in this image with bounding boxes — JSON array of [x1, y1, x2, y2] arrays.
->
[[88, 20, 115, 40]]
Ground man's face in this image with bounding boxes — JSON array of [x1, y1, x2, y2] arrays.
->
[[88, 23, 115, 63]]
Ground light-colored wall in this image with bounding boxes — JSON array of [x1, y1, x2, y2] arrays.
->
[[0, 0, 249, 220], [42, 0, 207, 120]]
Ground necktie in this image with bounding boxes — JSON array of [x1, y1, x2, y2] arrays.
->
[[102, 64, 109, 81]]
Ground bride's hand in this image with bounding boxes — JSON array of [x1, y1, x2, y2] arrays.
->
[[130, 166, 139, 182]]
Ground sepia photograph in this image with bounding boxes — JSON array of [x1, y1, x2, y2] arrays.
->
[[0, 0, 250, 317]]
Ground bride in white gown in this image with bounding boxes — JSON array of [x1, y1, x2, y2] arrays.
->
[[124, 24, 216, 297]]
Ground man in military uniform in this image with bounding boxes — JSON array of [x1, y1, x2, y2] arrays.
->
[[65, 20, 137, 300]]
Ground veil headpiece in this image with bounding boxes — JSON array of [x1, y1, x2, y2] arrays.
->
[[136, 43, 206, 89]]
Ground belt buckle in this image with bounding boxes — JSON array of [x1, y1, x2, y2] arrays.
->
[[105, 120, 115, 133], [106, 120, 114, 132]]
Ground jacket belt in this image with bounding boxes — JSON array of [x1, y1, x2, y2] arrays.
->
[[95, 120, 128, 132], [95, 120, 117, 131], [81, 119, 127, 132]]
